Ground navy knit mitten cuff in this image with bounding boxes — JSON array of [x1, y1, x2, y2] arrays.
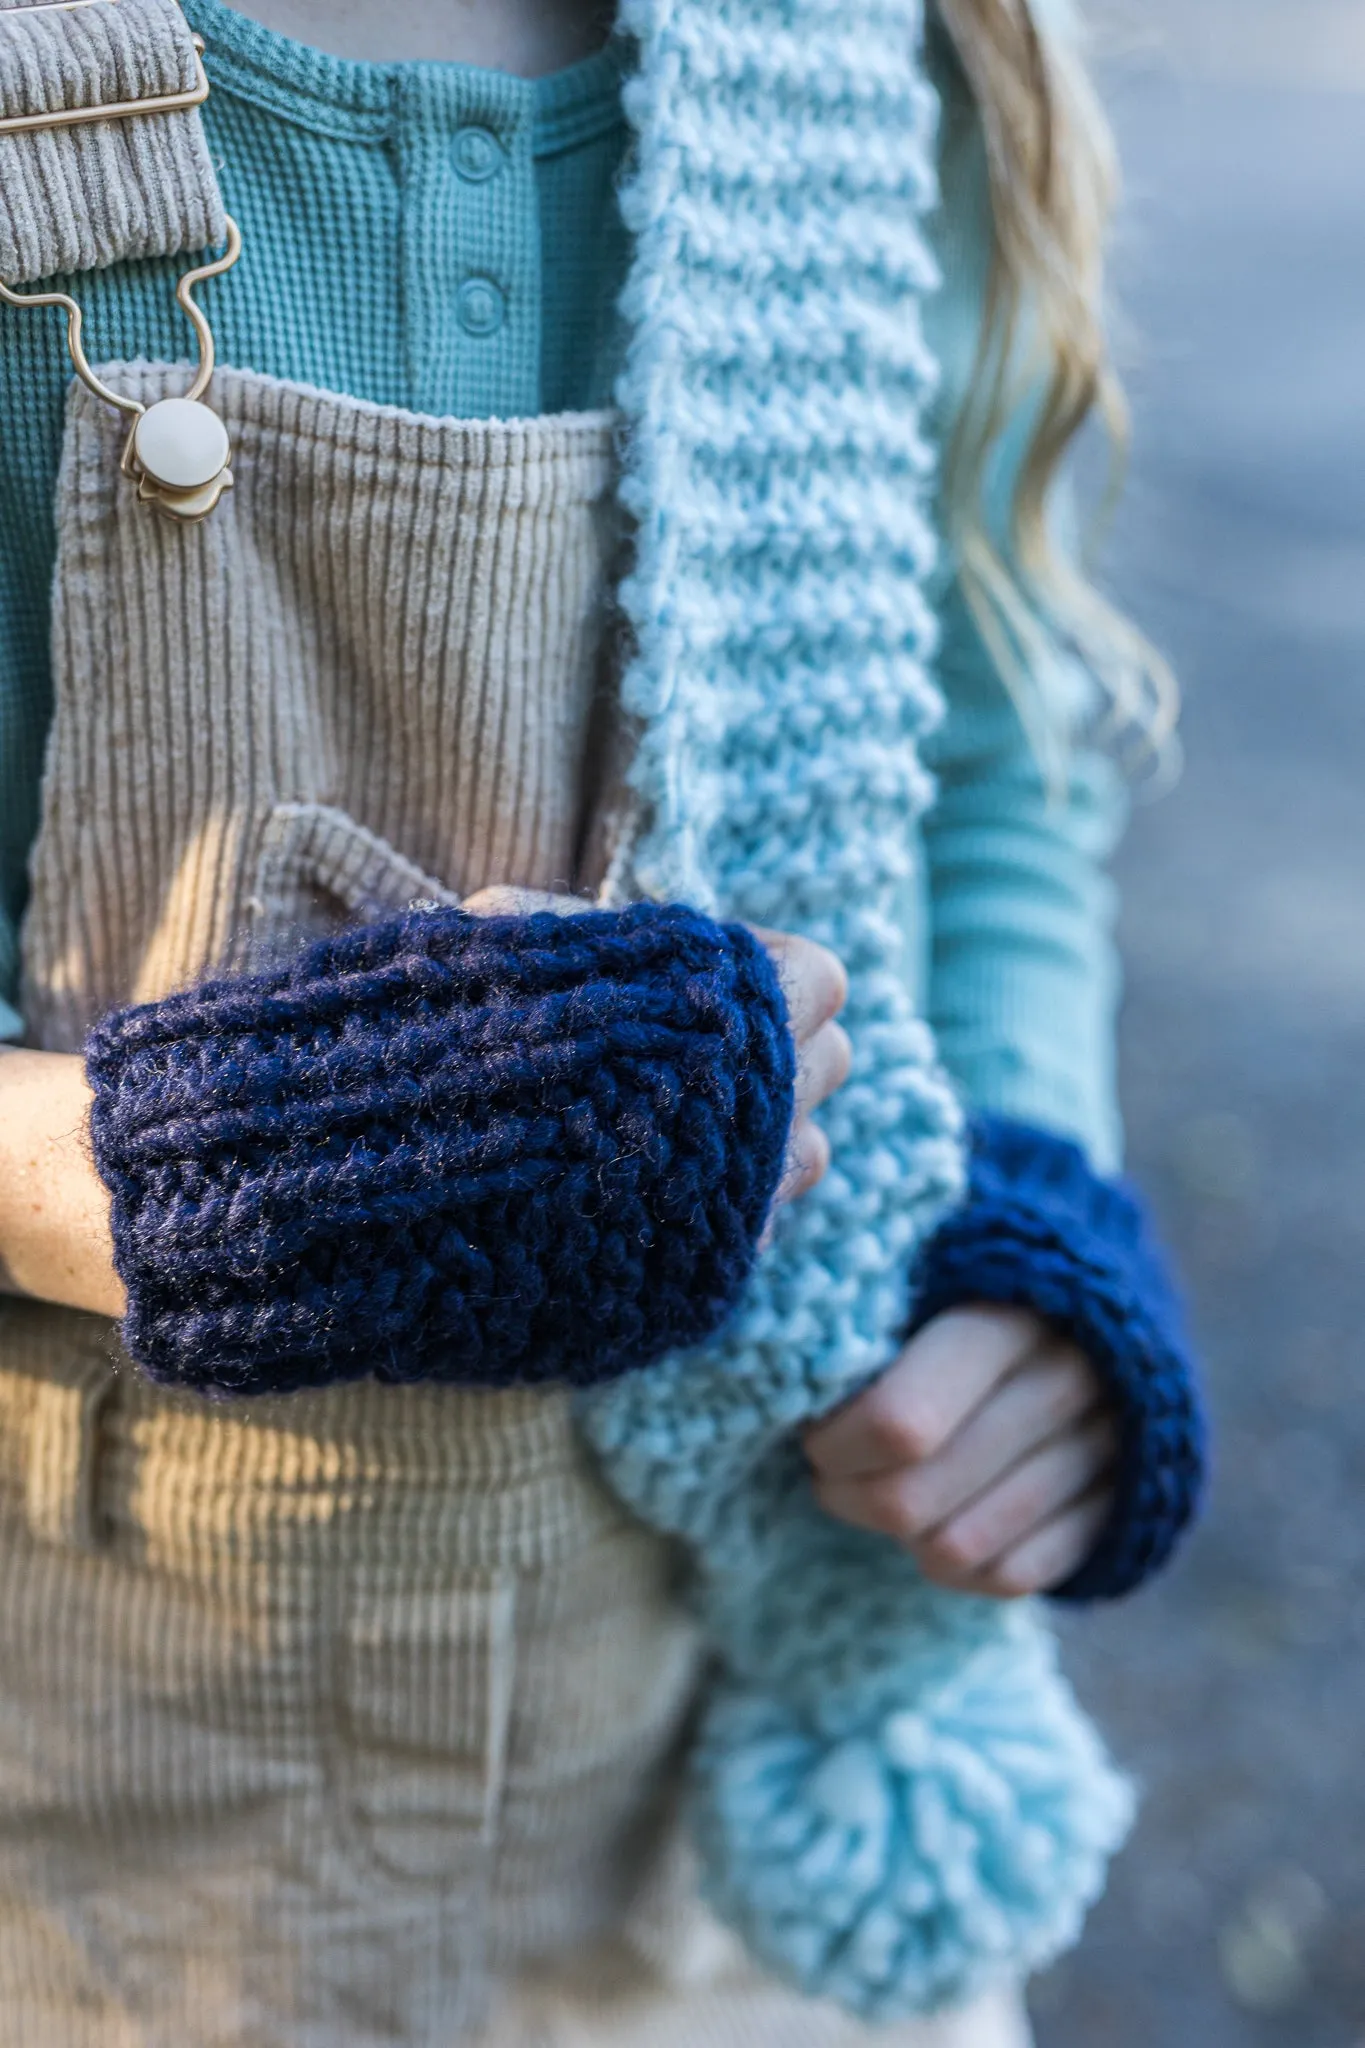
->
[[86, 901, 796, 1396], [910, 1113, 1208, 1602]]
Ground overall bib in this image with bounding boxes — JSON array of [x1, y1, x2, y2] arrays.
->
[[0, 7, 1031, 2042]]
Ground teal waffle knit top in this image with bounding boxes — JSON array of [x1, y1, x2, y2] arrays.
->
[[0, 0, 1126, 1168]]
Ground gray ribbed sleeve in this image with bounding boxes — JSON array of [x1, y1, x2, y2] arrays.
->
[[0, 0, 225, 285]]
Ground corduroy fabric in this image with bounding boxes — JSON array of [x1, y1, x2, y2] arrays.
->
[[480, 1953, 1034, 2048], [0, 1299, 712, 2047], [910, 1115, 1208, 1603], [0, 0, 226, 287], [86, 902, 795, 1395]]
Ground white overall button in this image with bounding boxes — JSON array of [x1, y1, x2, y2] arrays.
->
[[133, 398, 231, 491]]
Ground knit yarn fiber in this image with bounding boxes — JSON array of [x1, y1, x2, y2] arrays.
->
[[577, 0, 1134, 2017], [912, 1115, 1208, 1604], [86, 902, 795, 1394]]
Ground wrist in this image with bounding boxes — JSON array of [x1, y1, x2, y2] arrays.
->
[[0, 1047, 124, 1317], [910, 1113, 1208, 1602]]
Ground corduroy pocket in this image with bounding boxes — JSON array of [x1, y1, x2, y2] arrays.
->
[[330, 1562, 516, 1888], [242, 800, 459, 964]]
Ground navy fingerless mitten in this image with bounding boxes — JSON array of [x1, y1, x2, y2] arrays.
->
[[86, 901, 796, 1396], [910, 1114, 1208, 1601]]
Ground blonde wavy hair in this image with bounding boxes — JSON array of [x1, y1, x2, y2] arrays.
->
[[934, 0, 1177, 769]]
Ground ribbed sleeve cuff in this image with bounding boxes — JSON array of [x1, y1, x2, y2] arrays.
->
[[910, 1113, 1207, 1602], [86, 901, 795, 1397]]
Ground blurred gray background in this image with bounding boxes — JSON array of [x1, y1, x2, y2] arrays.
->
[[1035, 4, 1365, 2044]]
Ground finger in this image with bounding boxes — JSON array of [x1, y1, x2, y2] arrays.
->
[[914, 1411, 1119, 1583], [778, 1118, 831, 1203], [793, 1020, 853, 1121], [976, 1486, 1117, 1599], [751, 928, 848, 1042], [462, 886, 584, 918], [847, 1344, 1103, 1542], [805, 1306, 1046, 1479]]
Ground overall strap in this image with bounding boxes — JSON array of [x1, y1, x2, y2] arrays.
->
[[0, 0, 225, 287], [0, 0, 241, 520]]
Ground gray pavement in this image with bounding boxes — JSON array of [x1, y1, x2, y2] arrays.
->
[[1030, 26, 1365, 2048]]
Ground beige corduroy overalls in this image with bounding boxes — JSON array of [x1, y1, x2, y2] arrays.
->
[[0, 7, 1031, 2043]]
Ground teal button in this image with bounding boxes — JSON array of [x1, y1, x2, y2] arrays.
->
[[453, 125, 502, 183], [456, 277, 506, 338]]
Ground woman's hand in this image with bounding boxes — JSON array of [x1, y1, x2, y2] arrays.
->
[[463, 889, 851, 1202], [0, 1047, 124, 1317], [804, 1305, 1119, 1597]]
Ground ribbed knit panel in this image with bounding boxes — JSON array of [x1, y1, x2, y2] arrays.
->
[[21, 365, 616, 1051], [0, 0, 226, 286]]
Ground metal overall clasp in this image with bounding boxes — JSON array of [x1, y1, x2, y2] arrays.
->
[[0, 3, 242, 524]]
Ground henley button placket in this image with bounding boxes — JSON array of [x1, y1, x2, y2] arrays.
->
[[397, 67, 540, 417]]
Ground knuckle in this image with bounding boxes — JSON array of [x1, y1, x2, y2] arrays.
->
[[982, 1560, 1038, 1600], [867, 1400, 937, 1466], [802, 1123, 832, 1186], [1031, 1359, 1090, 1431], [790, 939, 847, 1027], [826, 1020, 854, 1089], [883, 1479, 933, 1542], [818, 948, 849, 1022], [784, 1122, 829, 1199], [1010, 1474, 1051, 1532], [927, 1523, 988, 1576]]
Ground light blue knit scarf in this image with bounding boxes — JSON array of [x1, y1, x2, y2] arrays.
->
[[580, 0, 1134, 2014]]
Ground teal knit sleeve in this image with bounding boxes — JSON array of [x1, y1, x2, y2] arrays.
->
[[918, 19, 1129, 1172], [0, 470, 57, 1045], [0, 579, 26, 1038], [921, 565, 1129, 1174]]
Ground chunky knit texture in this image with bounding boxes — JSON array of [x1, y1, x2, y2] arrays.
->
[[911, 1115, 1208, 1603], [578, 0, 1135, 2018], [86, 902, 795, 1395]]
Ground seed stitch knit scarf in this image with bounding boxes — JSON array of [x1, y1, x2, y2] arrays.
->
[[578, 0, 1135, 2013]]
